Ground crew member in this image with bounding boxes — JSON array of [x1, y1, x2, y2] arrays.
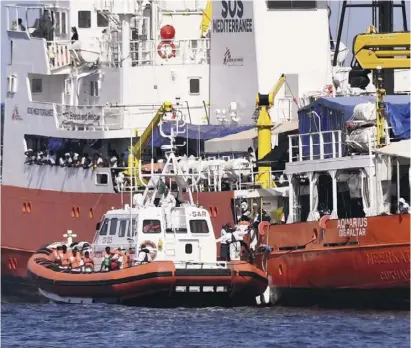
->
[[137, 244, 152, 264], [216, 226, 250, 261], [161, 188, 176, 228], [220, 224, 230, 261]]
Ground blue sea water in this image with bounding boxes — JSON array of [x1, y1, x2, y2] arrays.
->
[[1, 304, 410, 348]]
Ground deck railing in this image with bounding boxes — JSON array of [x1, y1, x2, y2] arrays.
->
[[288, 130, 343, 162]]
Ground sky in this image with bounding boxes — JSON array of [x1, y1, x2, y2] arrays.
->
[[1, 0, 410, 103]]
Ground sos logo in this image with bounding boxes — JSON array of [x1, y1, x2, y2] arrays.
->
[[221, 0, 244, 19]]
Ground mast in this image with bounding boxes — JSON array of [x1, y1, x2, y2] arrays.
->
[[333, 1, 408, 94]]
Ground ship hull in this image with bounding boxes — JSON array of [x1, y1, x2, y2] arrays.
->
[[1, 185, 235, 300], [258, 214, 410, 309]]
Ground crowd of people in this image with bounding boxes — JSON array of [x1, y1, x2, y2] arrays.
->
[[24, 148, 125, 169], [52, 243, 153, 273]]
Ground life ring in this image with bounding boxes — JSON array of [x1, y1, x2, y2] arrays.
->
[[319, 215, 331, 229], [140, 240, 158, 260], [157, 41, 176, 59], [258, 221, 270, 236]]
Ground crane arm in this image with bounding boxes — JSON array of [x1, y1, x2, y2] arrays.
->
[[200, 0, 212, 38], [131, 101, 173, 159], [352, 29, 410, 69]]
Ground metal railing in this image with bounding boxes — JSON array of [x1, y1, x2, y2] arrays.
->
[[46, 41, 71, 70], [102, 38, 210, 67], [112, 165, 288, 193], [288, 130, 343, 162]]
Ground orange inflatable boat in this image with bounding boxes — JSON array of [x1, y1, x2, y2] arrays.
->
[[28, 246, 268, 306]]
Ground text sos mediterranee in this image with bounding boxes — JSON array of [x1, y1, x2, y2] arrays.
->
[[213, 1, 253, 33]]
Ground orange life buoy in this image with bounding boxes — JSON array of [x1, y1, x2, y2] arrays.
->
[[319, 215, 331, 229], [140, 240, 158, 260], [157, 41, 176, 59], [258, 221, 270, 236]]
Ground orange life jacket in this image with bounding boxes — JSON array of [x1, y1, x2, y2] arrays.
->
[[122, 254, 129, 268], [60, 251, 70, 266], [70, 254, 81, 269]]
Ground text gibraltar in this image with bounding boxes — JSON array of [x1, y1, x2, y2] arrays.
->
[[212, 0, 253, 33]]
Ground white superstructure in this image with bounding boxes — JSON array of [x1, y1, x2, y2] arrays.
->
[[2, 0, 210, 192]]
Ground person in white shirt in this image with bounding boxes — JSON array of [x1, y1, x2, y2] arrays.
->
[[216, 225, 250, 261], [161, 188, 176, 228], [220, 224, 230, 261]]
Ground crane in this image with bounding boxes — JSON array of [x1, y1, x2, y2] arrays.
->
[[351, 25, 410, 147], [126, 101, 174, 186], [255, 74, 286, 189]]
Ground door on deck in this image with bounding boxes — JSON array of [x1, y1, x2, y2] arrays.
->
[[177, 239, 200, 262]]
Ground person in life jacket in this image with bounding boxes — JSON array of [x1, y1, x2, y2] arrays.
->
[[100, 246, 113, 272], [82, 251, 94, 273], [114, 247, 128, 269], [70, 249, 82, 272], [53, 245, 62, 265], [137, 244, 152, 264], [59, 244, 70, 269]]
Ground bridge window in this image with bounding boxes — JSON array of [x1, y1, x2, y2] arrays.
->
[[99, 219, 109, 236], [31, 79, 42, 94], [143, 220, 161, 233], [78, 11, 91, 28], [189, 78, 200, 95], [266, 1, 317, 10], [118, 219, 128, 237], [109, 218, 118, 235], [190, 220, 209, 233], [97, 13, 109, 27]]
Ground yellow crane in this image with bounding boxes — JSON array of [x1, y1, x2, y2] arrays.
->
[[200, 0, 212, 38], [126, 101, 174, 186], [352, 25, 410, 147], [255, 74, 286, 189]]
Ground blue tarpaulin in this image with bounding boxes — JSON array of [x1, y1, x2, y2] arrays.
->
[[298, 95, 410, 158], [148, 123, 255, 147]]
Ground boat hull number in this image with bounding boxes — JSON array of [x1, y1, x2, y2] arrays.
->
[[101, 237, 113, 244]]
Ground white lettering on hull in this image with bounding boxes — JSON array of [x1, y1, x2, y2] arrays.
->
[[337, 218, 368, 237]]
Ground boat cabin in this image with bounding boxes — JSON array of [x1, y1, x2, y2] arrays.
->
[[92, 204, 217, 265]]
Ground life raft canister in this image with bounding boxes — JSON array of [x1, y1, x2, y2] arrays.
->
[[140, 240, 158, 260], [157, 41, 176, 59]]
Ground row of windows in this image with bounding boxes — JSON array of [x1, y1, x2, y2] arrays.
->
[[29, 78, 200, 96], [99, 218, 209, 236], [78, 11, 108, 29], [99, 218, 137, 237]]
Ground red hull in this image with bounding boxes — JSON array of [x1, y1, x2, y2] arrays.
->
[[255, 214, 410, 308], [1, 185, 235, 298]]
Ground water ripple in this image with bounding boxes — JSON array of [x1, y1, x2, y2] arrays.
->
[[1, 304, 409, 348]]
